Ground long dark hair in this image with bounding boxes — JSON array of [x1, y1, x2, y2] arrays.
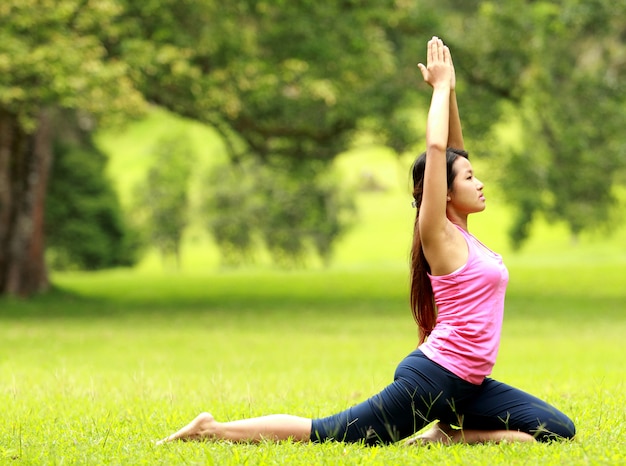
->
[[410, 147, 469, 344]]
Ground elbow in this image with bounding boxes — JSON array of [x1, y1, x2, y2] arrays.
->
[[426, 141, 447, 155]]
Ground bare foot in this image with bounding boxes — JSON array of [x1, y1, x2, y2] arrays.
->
[[404, 421, 536, 445], [404, 422, 454, 446], [157, 412, 217, 444], [404, 422, 452, 446]]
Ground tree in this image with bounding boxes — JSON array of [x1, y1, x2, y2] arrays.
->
[[2, 0, 625, 296], [441, 0, 626, 247], [202, 158, 355, 267], [113, 0, 434, 264], [507, 0, 626, 246], [120, 0, 625, 252], [1, 0, 431, 294], [114, 0, 437, 161], [201, 162, 259, 266], [45, 111, 138, 270], [0, 0, 145, 295], [135, 133, 193, 268]]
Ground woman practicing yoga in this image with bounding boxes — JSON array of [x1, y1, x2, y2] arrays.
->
[[158, 36, 576, 446]]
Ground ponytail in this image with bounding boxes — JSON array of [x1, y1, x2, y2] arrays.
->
[[410, 214, 437, 344]]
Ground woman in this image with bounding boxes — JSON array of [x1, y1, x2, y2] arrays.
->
[[157, 37, 575, 446]]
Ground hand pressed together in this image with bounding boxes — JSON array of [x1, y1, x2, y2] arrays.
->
[[417, 36, 453, 90]]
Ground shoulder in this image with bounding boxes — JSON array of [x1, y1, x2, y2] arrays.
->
[[423, 221, 469, 276]]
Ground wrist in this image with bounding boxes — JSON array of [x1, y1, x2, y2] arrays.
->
[[433, 82, 450, 91]]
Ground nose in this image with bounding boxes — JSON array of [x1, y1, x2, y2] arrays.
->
[[476, 178, 484, 190]]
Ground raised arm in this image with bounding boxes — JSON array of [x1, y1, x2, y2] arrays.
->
[[416, 37, 469, 276], [447, 50, 464, 150], [416, 37, 452, 246]]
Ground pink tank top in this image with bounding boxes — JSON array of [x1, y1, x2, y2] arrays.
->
[[419, 225, 508, 385]]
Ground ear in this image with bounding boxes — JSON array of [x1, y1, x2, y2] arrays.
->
[[446, 186, 453, 202]]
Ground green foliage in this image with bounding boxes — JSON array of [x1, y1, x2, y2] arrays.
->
[[202, 159, 355, 267], [112, 0, 626, 251], [442, 0, 626, 247], [4, 0, 625, 273], [134, 133, 194, 267], [201, 163, 260, 264], [116, 0, 432, 160], [0, 0, 146, 129], [521, 0, 626, 239], [0, 0, 149, 297], [45, 121, 138, 270]]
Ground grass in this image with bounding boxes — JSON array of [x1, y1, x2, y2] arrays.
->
[[1, 263, 625, 465], [1, 110, 625, 464]]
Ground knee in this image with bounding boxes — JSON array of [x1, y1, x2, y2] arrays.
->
[[535, 413, 576, 442]]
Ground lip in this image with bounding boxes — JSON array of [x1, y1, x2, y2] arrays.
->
[[479, 195, 486, 201]]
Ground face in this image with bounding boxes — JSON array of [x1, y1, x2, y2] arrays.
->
[[448, 157, 485, 214]]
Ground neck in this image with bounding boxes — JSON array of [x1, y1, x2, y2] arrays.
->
[[447, 211, 468, 232]]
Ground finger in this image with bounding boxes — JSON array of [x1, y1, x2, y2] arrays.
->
[[443, 45, 451, 64], [428, 39, 435, 65], [436, 38, 444, 62], [429, 38, 436, 63], [429, 36, 439, 60], [444, 45, 454, 64], [417, 63, 428, 81]]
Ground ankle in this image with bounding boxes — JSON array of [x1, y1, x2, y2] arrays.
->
[[194, 412, 219, 438]]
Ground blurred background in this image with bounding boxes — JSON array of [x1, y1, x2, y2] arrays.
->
[[1, 0, 625, 297]]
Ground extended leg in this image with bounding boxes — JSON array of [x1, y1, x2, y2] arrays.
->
[[159, 350, 464, 446], [157, 412, 312, 444]]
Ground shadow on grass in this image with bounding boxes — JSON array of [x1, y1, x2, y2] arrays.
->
[[0, 278, 409, 320], [1, 266, 623, 323], [0, 285, 124, 320]]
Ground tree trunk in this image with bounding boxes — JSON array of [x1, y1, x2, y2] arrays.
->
[[0, 109, 53, 297]]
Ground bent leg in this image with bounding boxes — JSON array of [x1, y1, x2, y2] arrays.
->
[[311, 350, 472, 445], [457, 379, 576, 442], [157, 412, 312, 444]]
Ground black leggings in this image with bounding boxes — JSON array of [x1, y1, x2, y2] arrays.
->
[[311, 350, 575, 445]]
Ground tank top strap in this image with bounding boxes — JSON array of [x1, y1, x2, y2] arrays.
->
[[453, 223, 476, 254], [453, 223, 500, 259]]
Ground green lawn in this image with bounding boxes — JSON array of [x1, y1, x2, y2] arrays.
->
[[1, 261, 625, 465], [1, 111, 625, 464]]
